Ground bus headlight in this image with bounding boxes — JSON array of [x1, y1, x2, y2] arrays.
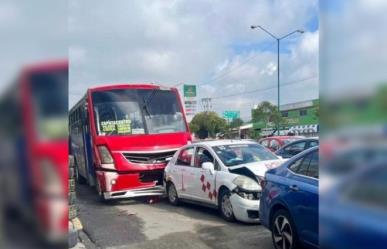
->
[[98, 145, 114, 164]]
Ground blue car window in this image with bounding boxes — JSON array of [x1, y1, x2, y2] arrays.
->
[[298, 153, 313, 176], [307, 150, 319, 178], [284, 141, 306, 156], [309, 140, 319, 148], [289, 152, 313, 177], [289, 157, 303, 172]]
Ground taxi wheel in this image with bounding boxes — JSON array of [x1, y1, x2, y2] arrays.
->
[[218, 189, 235, 222], [270, 209, 299, 249], [167, 182, 179, 205]]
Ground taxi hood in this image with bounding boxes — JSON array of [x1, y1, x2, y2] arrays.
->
[[228, 159, 287, 180]]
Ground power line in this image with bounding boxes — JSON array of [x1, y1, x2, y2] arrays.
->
[[211, 74, 318, 100]]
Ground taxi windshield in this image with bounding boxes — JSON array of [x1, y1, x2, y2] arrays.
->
[[212, 144, 278, 167]]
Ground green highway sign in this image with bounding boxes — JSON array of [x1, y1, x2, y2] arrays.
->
[[223, 111, 240, 120], [183, 85, 197, 98]]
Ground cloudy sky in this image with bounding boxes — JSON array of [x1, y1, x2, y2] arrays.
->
[[0, 0, 67, 91], [69, 0, 319, 120]]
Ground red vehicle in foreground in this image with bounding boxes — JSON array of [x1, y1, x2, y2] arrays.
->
[[69, 84, 191, 200], [0, 60, 68, 243], [258, 135, 303, 152]]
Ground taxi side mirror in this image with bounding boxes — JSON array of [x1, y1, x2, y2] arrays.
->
[[202, 162, 215, 174]]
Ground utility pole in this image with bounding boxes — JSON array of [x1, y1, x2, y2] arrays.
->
[[251, 25, 304, 135], [201, 98, 212, 112]]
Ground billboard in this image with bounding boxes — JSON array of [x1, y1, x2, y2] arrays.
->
[[183, 85, 197, 98], [183, 84, 197, 118]]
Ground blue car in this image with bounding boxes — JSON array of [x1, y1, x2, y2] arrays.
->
[[260, 147, 319, 249]]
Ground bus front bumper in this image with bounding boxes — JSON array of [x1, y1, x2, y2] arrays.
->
[[103, 186, 165, 199]]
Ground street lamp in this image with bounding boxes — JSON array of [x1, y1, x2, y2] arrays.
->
[[251, 25, 304, 135]]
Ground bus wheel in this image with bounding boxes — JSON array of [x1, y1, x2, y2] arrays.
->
[[96, 179, 107, 202], [75, 164, 87, 184]]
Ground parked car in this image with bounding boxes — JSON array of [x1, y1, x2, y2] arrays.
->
[[258, 136, 304, 152], [275, 138, 319, 159], [260, 147, 319, 249], [164, 140, 286, 223]]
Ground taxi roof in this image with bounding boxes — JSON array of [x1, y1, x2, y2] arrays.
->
[[192, 139, 257, 147]]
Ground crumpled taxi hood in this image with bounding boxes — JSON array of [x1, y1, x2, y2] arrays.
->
[[228, 159, 287, 177]]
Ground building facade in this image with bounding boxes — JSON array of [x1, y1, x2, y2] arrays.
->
[[251, 99, 319, 137]]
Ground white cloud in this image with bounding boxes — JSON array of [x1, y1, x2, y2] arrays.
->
[[69, 0, 318, 120]]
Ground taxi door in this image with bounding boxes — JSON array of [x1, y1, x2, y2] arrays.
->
[[172, 146, 195, 198], [185, 146, 218, 204]]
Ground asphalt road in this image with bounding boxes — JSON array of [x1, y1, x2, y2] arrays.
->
[[76, 184, 274, 249]]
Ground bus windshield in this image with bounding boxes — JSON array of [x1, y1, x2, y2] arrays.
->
[[92, 88, 186, 136], [30, 70, 68, 140]]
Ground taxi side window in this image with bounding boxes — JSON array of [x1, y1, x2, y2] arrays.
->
[[176, 147, 194, 166], [194, 147, 215, 168]]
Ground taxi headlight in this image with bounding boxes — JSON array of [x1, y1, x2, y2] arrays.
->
[[232, 176, 260, 192]]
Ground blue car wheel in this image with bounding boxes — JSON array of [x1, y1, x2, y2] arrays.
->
[[271, 209, 299, 249]]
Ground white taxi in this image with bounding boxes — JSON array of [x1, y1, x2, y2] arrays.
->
[[164, 140, 286, 223]]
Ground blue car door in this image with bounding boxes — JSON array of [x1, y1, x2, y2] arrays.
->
[[284, 150, 319, 247]]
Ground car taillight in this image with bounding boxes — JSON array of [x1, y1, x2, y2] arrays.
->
[[97, 145, 114, 164]]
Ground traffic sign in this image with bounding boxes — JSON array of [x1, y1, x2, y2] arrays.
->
[[183, 85, 196, 98], [223, 111, 240, 120]]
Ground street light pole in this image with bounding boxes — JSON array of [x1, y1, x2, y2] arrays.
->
[[250, 25, 303, 135], [277, 39, 280, 134]]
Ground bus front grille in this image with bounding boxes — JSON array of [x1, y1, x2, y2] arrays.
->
[[139, 170, 164, 185], [123, 151, 176, 164]]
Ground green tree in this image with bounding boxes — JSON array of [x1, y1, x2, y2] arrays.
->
[[229, 118, 244, 128], [252, 101, 286, 130], [190, 112, 227, 139]]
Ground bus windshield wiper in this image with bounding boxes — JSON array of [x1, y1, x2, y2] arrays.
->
[[142, 88, 158, 117]]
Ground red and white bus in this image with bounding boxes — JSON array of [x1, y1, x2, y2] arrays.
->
[[69, 84, 191, 200]]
